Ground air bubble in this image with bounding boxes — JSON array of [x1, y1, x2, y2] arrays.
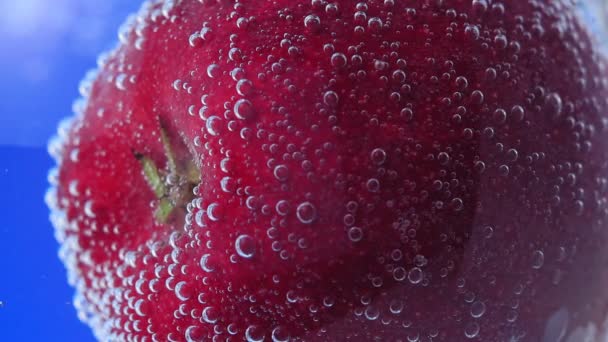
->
[[206, 64, 220, 78], [370, 148, 387, 165], [297, 202, 317, 224], [348, 226, 363, 242], [245, 325, 265, 342], [274, 165, 289, 182], [408, 267, 423, 284], [304, 14, 321, 31], [202, 306, 218, 324], [366, 178, 380, 192], [236, 234, 256, 258], [393, 267, 407, 281], [234, 99, 254, 120], [271, 326, 290, 342], [464, 321, 480, 338], [174, 281, 191, 301], [532, 250, 545, 269], [199, 254, 214, 272], [206, 116, 222, 136], [331, 53, 347, 68], [207, 203, 221, 221], [323, 91, 339, 107], [471, 301, 486, 318]]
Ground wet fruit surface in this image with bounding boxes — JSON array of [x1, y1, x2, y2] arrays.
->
[[47, 0, 608, 341]]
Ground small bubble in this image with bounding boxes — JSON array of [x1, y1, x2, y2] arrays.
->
[[234, 99, 254, 120], [174, 281, 191, 301], [207, 203, 222, 221], [348, 226, 363, 242], [464, 321, 480, 338], [199, 254, 214, 272], [297, 202, 317, 224], [456, 76, 469, 90], [304, 14, 321, 31], [237, 79, 253, 96], [393, 267, 407, 281], [532, 250, 545, 269], [206, 64, 220, 78], [493, 108, 507, 125], [206, 116, 222, 136], [228, 47, 242, 62], [185, 326, 204, 342], [389, 299, 404, 314], [274, 165, 289, 182], [370, 148, 387, 165], [188, 32, 201, 47], [236, 17, 249, 29], [451, 198, 464, 211], [331, 52, 347, 68], [471, 90, 484, 104], [408, 267, 423, 284], [545, 93, 563, 118], [494, 34, 508, 49], [220, 177, 236, 193], [367, 17, 383, 32], [236, 234, 256, 259], [202, 306, 218, 324], [200, 27, 212, 40], [246, 325, 265, 342], [471, 0, 488, 14], [364, 306, 380, 320], [511, 105, 525, 121], [115, 73, 128, 91], [366, 178, 380, 193], [464, 25, 480, 41], [271, 326, 290, 342], [323, 91, 339, 107], [471, 301, 486, 318], [275, 200, 290, 216]]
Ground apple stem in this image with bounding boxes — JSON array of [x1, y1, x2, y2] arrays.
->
[[160, 121, 178, 175], [134, 120, 200, 225]]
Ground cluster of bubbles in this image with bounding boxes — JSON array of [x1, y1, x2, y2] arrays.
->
[[46, 0, 608, 341]]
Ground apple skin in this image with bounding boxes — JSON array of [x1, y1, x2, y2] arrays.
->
[[47, 0, 608, 341]]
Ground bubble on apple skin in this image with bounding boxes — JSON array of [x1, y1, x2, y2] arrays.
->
[[348, 226, 363, 242], [206, 202, 222, 221], [206, 64, 220, 78], [271, 326, 290, 342], [234, 99, 254, 120], [370, 148, 387, 165], [245, 325, 265, 342], [202, 306, 218, 324], [408, 267, 423, 284], [296, 201, 317, 224], [206, 115, 222, 136], [235, 234, 256, 259], [199, 254, 214, 272], [364, 305, 380, 321], [530, 249, 546, 270], [185, 325, 204, 342], [464, 321, 480, 338], [470, 301, 486, 318]]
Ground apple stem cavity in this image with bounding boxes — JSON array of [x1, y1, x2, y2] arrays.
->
[[134, 121, 200, 224]]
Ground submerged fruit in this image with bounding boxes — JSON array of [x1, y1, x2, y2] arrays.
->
[[47, 0, 608, 341]]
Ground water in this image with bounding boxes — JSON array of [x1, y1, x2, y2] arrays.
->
[[0, 146, 94, 339], [1, 1, 608, 341], [0, 1, 139, 340]]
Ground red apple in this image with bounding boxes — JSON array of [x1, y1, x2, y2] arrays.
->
[[47, 0, 608, 341]]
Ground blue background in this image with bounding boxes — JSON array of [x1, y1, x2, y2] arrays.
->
[[0, 1, 138, 340]]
